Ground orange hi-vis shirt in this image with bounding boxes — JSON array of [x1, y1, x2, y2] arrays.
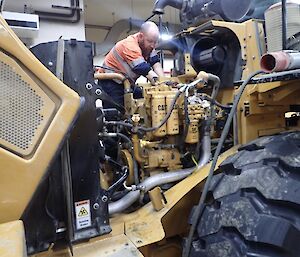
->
[[102, 33, 159, 82]]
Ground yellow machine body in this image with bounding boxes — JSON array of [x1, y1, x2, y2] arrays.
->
[[1, 8, 300, 257]]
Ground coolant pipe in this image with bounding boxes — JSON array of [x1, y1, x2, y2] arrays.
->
[[195, 71, 220, 100], [208, 73, 220, 100], [260, 51, 300, 73], [132, 134, 147, 164], [94, 72, 131, 91], [153, 0, 183, 14], [108, 133, 211, 215]]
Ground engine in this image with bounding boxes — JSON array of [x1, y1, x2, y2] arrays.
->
[[96, 71, 227, 211]]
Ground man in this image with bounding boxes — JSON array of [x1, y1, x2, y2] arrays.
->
[[99, 21, 164, 108]]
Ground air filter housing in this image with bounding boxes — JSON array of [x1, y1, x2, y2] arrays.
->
[[265, 1, 300, 51]]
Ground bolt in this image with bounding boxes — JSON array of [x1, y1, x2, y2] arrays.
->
[[93, 203, 100, 210], [86, 83, 93, 90], [48, 61, 53, 67], [95, 89, 102, 96], [102, 195, 108, 202]]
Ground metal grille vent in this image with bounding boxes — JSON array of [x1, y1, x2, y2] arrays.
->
[[0, 60, 44, 151]]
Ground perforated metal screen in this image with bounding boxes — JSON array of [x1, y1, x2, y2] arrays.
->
[[0, 52, 56, 156]]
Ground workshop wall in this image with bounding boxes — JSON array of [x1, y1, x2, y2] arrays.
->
[[3, 0, 85, 47]]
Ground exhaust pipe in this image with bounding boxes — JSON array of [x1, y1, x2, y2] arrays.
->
[[260, 51, 300, 73], [153, 0, 183, 14], [153, 0, 254, 23]]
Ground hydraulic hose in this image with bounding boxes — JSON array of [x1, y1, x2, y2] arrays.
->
[[182, 86, 191, 143], [182, 70, 265, 257], [208, 73, 221, 100], [153, 0, 183, 14], [202, 95, 232, 109], [108, 132, 211, 215]]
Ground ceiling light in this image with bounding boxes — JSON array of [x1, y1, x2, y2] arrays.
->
[[160, 34, 172, 41]]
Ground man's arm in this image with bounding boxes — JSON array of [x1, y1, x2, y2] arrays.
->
[[152, 62, 164, 77]]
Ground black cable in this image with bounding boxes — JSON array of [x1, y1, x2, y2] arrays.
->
[[0, 0, 4, 12], [105, 121, 134, 129], [116, 132, 132, 146], [145, 13, 156, 22], [182, 70, 265, 257], [202, 95, 232, 109], [138, 88, 183, 132], [107, 166, 129, 197], [183, 90, 190, 141]]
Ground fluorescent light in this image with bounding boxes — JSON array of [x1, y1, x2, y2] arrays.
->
[[160, 34, 172, 41]]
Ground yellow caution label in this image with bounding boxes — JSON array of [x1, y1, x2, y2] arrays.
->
[[78, 207, 88, 216], [75, 200, 91, 229]]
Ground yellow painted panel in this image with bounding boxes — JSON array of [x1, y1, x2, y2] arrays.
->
[[32, 234, 143, 257], [0, 15, 80, 223], [0, 220, 27, 257]]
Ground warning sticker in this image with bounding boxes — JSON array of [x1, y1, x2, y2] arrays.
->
[[75, 200, 91, 229]]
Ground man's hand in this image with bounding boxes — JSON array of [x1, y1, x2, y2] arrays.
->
[[146, 69, 159, 85]]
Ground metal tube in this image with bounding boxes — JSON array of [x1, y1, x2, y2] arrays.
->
[[132, 134, 147, 164], [108, 133, 211, 215], [197, 134, 211, 168], [208, 73, 221, 100], [159, 14, 164, 68], [260, 51, 300, 72], [94, 72, 131, 91], [35, 0, 81, 23], [153, 0, 183, 14]]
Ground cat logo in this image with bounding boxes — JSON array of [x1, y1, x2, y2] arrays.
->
[[158, 104, 166, 111], [78, 207, 88, 216]]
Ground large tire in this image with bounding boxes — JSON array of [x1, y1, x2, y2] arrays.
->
[[190, 132, 300, 257]]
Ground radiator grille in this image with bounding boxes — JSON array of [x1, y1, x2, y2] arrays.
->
[[0, 60, 44, 153]]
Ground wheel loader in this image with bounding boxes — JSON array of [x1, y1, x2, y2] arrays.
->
[[1, 0, 300, 256]]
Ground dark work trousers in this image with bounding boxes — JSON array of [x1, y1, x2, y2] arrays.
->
[[100, 79, 124, 108], [99, 79, 143, 108], [99, 79, 143, 160]]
